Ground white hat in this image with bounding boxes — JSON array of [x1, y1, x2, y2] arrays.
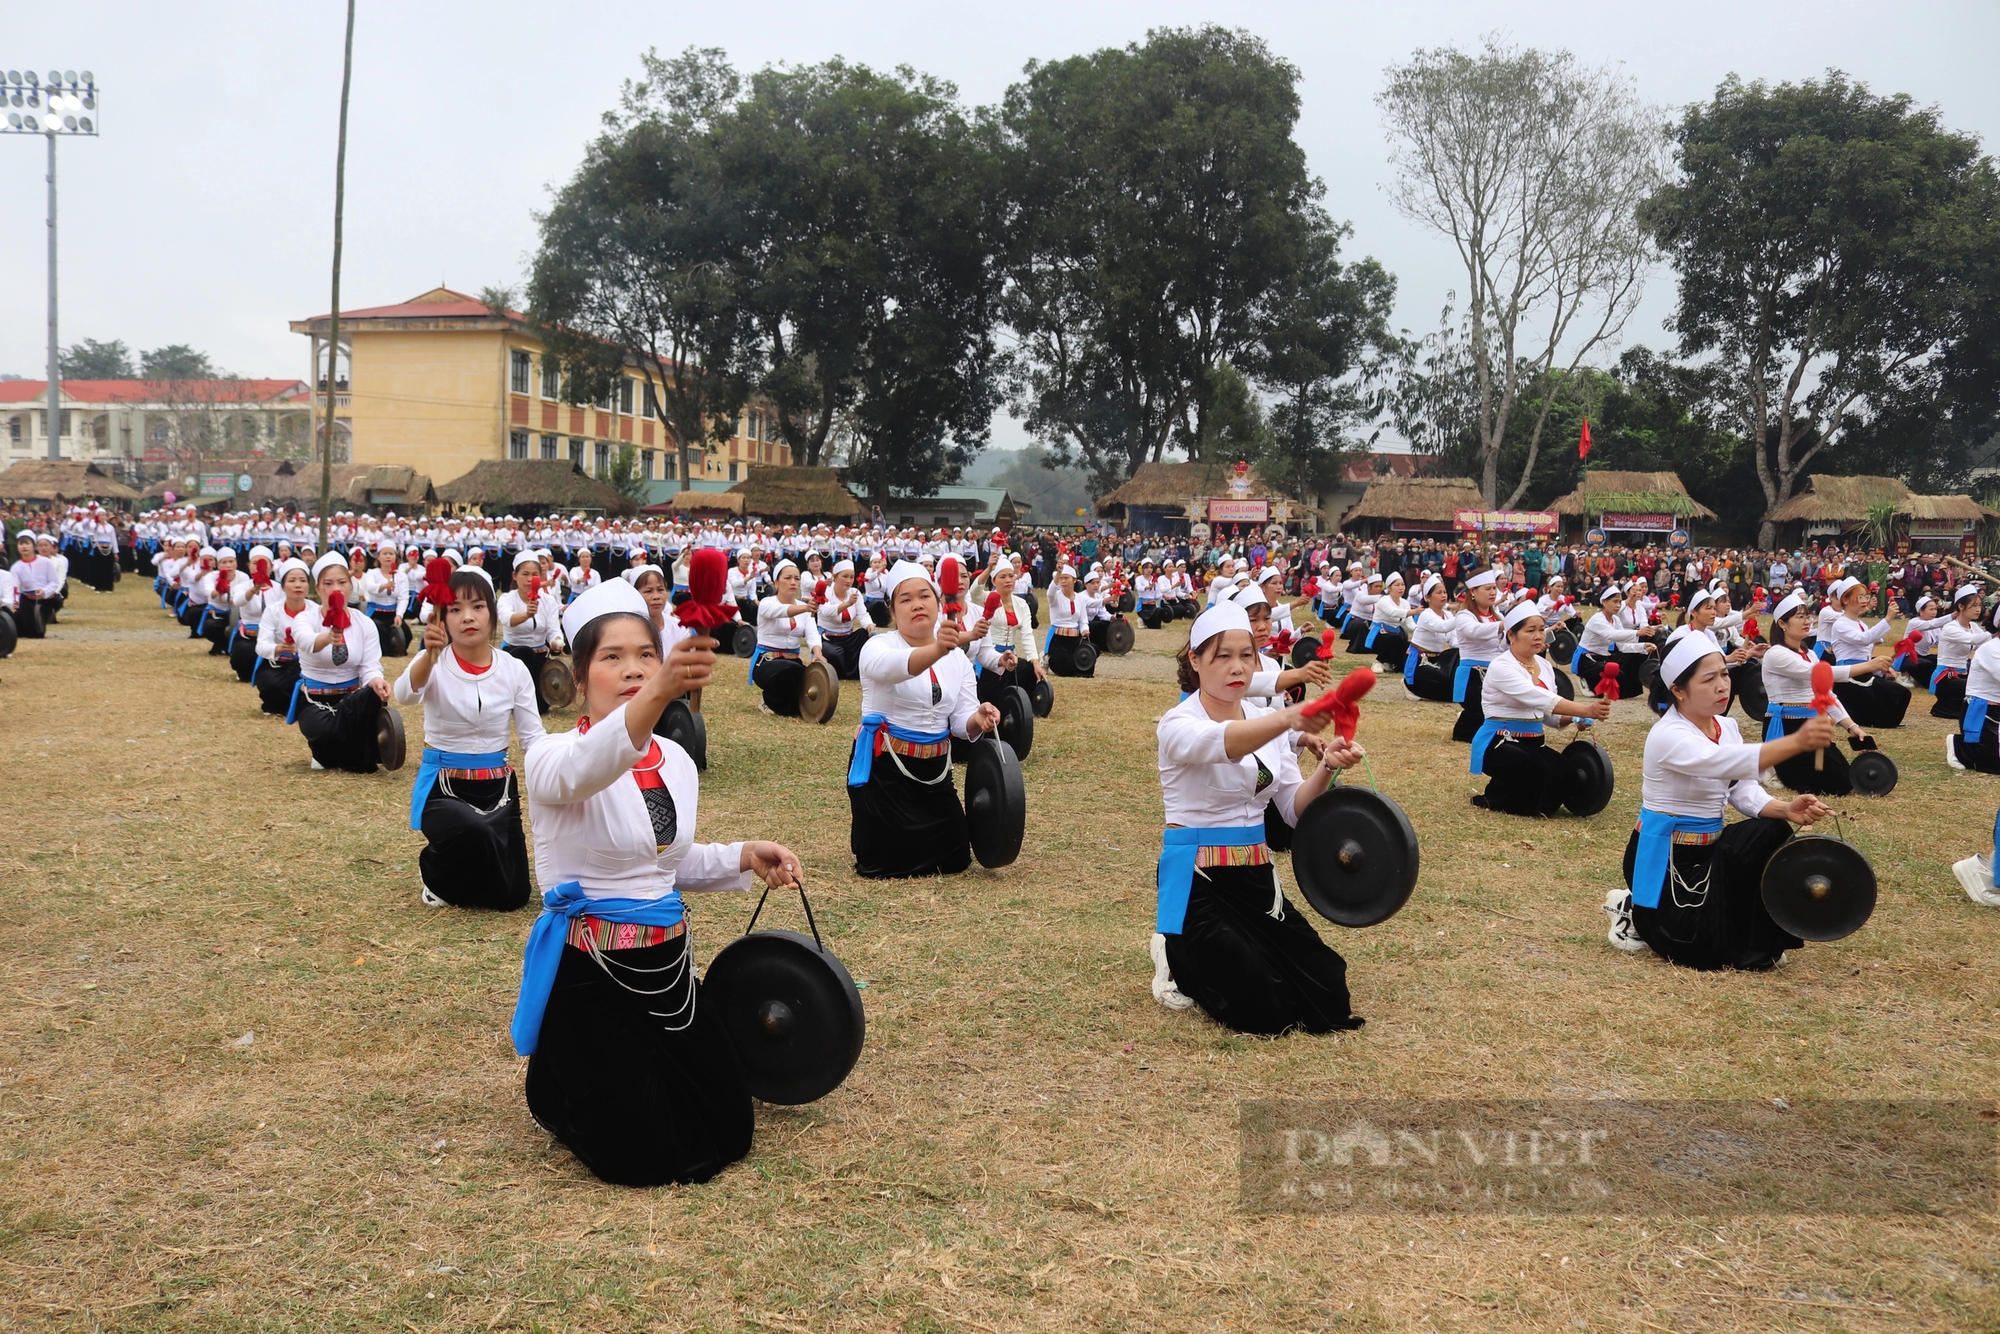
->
[[561, 576, 649, 646], [1772, 591, 1807, 622], [1661, 630, 1723, 685], [1465, 569, 1498, 590], [1502, 602, 1543, 633], [832, 559, 855, 575], [513, 549, 539, 570], [1596, 584, 1624, 605], [247, 544, 273, 563], [885, 559, 935, 600], [377, 539, 398, 555], [1684, 588, 1714, 615], [460, 565, 495, 591], [1231, 583, 1269, 611], [1956, 584, 1982, 606], [1188, 600, 1252, 652], [276, 558, 309, 581], [310, 551, 349, 582]]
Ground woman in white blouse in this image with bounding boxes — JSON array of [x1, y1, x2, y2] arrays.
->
[[228, 546, 278, 684], [1151, 601, 1365, 1034], [1607, 633, 1834, 968], [498, 551, 562, 715], [1342, 572, 1382, 654], [288, 551, 393, 772], [749, 560, 825, 716], [1044, 566, 1093, 677], [1573, 584, 1654, 701], [969, 559, 1045, 705], [395, 568, 546, 910], [816, 560, 870, 680], [1824, 580, 1908, 728], [1447, 569, 1506, 742], [1404, 576, 1457, 702], [1365, 571, 1412, 670], [1945, 590, 1999, 774], [1471, 604, 1610, 815], [253, 559, 313, 715], [847, 561, 1002, 879], [1758, 593, 1883, 796], [512, 579, 804, 1186], [1928, 586, 1989, 722]]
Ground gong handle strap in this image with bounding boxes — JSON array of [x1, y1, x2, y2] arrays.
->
[[743, 878, 827, 952]]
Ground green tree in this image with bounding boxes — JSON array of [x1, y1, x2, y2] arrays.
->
[[528, 48, 759, 486], [605, 444, 650, 504], [1641, 72, 2000, 546], [60, 338, 134, 379], [140, 344, 214, 379], [1001, 25, 1327, 489]]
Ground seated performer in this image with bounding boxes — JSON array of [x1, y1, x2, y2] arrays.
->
[[1447, 569, 1505, 742], [288, 552, 393, 773], [229, 547, 278, 684], [968, 559, 1044, 704], [751, 560, 826, 716], [1947, 619, 2000, 775], [1757, 593, 1881, 796], [1952, 808, 2000, 907], [499, 552, 561, 715], [511, 578, 805, 1187], [847, 560, 1002, 879], [396, 568, 546, 910], [1135, 559, 1164, 628], [253, 559, 313, 715], [1573, 584, 1654, 701], [1931, 586, 1990, 723], [1231, 582, 1332, 849], [1403, 575, 1456, 702], [1044, 566, 1094, 678], [1825, 578, 1909, 728], [200, 548, 244, 657], [1343, 572, 1382, 653], [1605, 633, 1835, 969], [816, 560, 870, 680], [1367, 572, 1412, 671], [1470, 604, 1611, 814], [1150, 600, 1367, 1035], [361, 541, 409, 657]]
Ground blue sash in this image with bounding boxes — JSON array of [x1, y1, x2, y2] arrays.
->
[[1835, 657, 1868, 667], [410, 747, 509, 831], [1044, 622, 1058, 655], [1570, 644, 1587, 673], [747, 643, 800, 683], [1452, 657, 1490, 703], [1404, 644, 1420, 685], [1966, 696, 1991, 745], [1629, 808, 1724, 909], [1763, 700, 1816, 740], [1156, 825, 1265, 934], [1469, 718, 1543, 775], [847, 714, 950, 787], [1364, 621, 1382, 648], [286, 674, 359, 725], [510, 881, 685, 1056], [1930, 663, 1960, 691]]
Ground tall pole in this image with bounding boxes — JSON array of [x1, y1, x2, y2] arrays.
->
[[319, 0, 356, 553], [45, 131, 59, 460]]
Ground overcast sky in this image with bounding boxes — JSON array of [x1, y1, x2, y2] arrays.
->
[[3, 1, 1995, 450]]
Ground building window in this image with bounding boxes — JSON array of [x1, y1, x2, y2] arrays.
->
[[664, 453, 677, 480], [595, 441, 610, 474], [618, 378, 634, 414], [510, 430, 529, 460], [596, 383, 616, 412], [6, 416, 17, 442], [643, 382, 658, 416], [510, 350, 532, 394], [540, 434, 558, 460], [568, 437, 583, 463], [641, 449, 655, 480], [541, 359, 559, 399], [729, 462, 739, 482]]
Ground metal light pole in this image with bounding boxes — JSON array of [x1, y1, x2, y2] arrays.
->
[[3, 69, 98, 460], [318, 1, 357, 554]]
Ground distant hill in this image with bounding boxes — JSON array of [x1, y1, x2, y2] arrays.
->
[[962, 446, 1096, 525]]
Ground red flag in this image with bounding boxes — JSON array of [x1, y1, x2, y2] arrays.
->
[[1577, 418, 1593, 460]]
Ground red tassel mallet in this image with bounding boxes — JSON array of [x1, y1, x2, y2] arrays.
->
[[674, 547, 739, 637], [982, 589, 1016, 627], [420, 557, 456, 611], [1742, 616, 1761, 642], [323, 588, 351, 632], [1810, 660, 1836, 771], [813, 578, 829, 607], [250, 556, 271, 591], [1593, 660, 1621, 700], [1890, 630, 1921, 665], [1301, 666, 1375, 742], [938, 556, 962, 619]]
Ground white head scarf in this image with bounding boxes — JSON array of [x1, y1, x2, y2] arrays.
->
[[1188, 601, 1252, 652], [561, 577, 649, 646]]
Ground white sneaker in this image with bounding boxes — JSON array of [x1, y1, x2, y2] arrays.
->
[[420, 885, 447, 908], [1946, 733, 1966, 771], [757, 702, 776, 717], [1404, 687, 1423, 702], [1603, 888, 1648, 953], [1953, 855, 2000, 907], [1149, 933, 1194, 1010], [310, 759, 325, 770]]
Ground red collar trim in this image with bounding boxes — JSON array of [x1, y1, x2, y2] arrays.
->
[[451, 650, 490, 676]]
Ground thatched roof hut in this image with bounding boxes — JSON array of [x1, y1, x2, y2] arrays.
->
[[729, 466, 863, 521], [434, 459, 637, 517], [1764, 473, 1996, 543], [1548, 470, 1718, 521], [0, 459, 142, 507], [1340, 476, 1484, 534], [644, 489, 747, 518], [1096, 461, 1237, 525]]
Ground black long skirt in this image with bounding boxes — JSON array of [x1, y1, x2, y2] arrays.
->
[[821, 628, 868, 681], [419, 774, 532, 911], [753, 653, 805, 715], [203, 608, 232, 656], [371, 608, 407, 658], [1343, 616, 1373, 654], [228, 630, 259, 683], [255, 658, 300, 715], [1478, 735, 1572, 816], [1929, 671, 1967, 720], [1048, 633, 1093, 678], [1162, 863, 1362, 1036], [1450, 668, 1486, 743], [1834, 675, 1909, 729], [1621, 818, 1801, 971], [1767, 712, 1852, 797], [523, 939, 753, 1187], [1371, 627, 1410, 672], [14, 599, 43, 639], [296, 687, 383, 773], [975, 658, 1038, 705], [1409, 651, 1455, 702], [505, 644, 552, 714], [1952, 710, 2000, 774], [181, 600, 205, 637], [1729, 661, 1768, 723], [848, 748, 971, 878]]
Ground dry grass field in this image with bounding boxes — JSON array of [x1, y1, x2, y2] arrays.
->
[[1, 581, 1996, 1333]]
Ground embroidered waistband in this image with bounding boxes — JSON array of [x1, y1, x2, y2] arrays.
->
[[442, 764, 511, 781], [1195, 842, 1272, 869], [567, 914, 686, 952], [304, 683, 354, 696], [888, 736, 952, 759], [1632, 821, 1720, 846]]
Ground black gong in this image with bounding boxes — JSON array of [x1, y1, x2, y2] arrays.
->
[[1290, 786, 1421, 928], [1105, 617, 1135, 655], [1761, 835, 1876, 942], [1291, 636, 1322, 668], [1031, 676, 1054, 719], [704, 923, 865, 1105], [995, 684, 1034, 761], [0, 607, 15, 659], [964, 735, 1026, 869], [1558, 736, 1614, 817], [382, 619, 410, 657], [661, 697, 708, 771], [1073, 640, 1098, 675], [1552, 666, 1575, 701], [1115, 591, 1135, 613], [376, 703, 407, 772], [1848, 749, 1897, 797], [540, 657, 576, 710], [733, 622, 759, 657], [1548, 624, 1579, 665]]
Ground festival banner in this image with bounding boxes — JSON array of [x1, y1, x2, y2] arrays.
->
[[1452, 509, 1558, 535], [1208, 498, 1270, 524], [198, 472, 235, 498], [1598, 512, 1674, 533]]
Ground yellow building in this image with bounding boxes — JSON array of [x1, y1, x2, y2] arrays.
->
[[289, 287, 791, 489]]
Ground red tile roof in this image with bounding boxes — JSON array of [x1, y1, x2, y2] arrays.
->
[[297, 286, 524, 324], [0, 379, 309, 405], [1341, 452, 1423, 485]]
